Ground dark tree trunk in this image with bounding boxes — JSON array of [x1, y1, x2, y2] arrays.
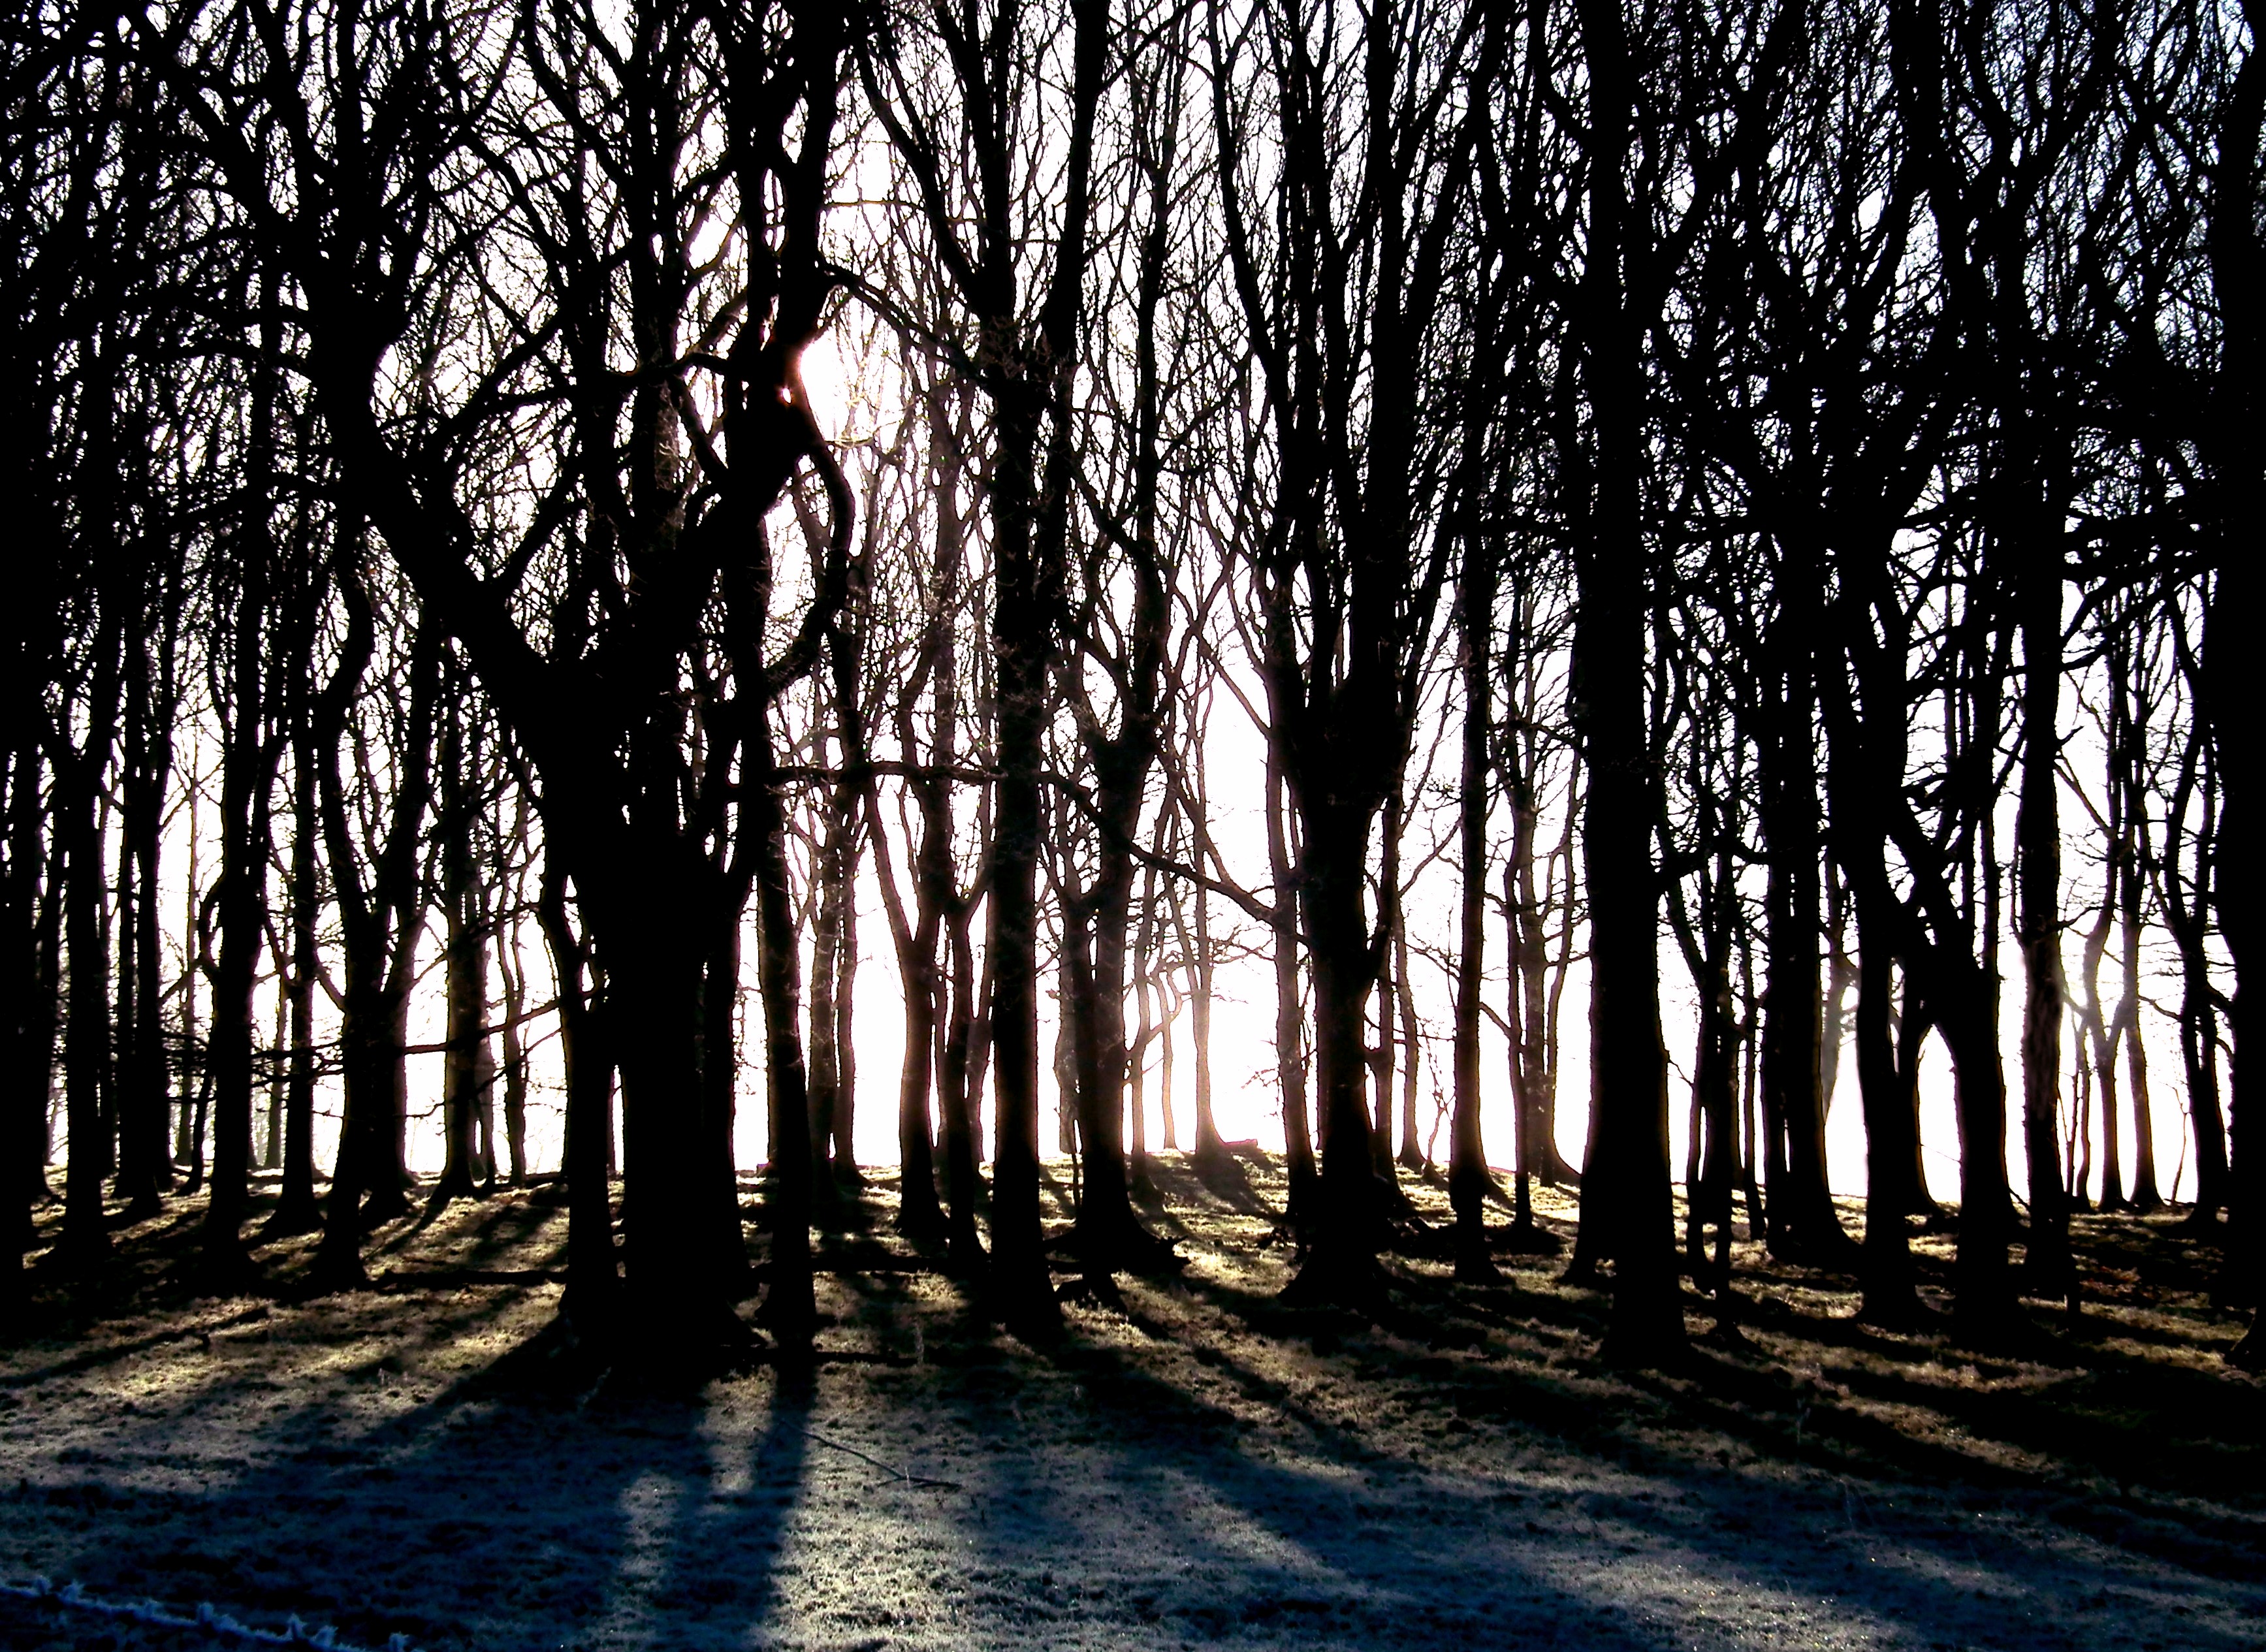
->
[[1563, 0, 1684, 1361], [311, 556, 436, 1288], [539, 861, 618, 1324], [1757, 541, 1853, 1265], [2016, 538, 2073, 1297], [1268, 750, 1316, 1219], [114, 582, 175, 1217], [2204, 26, 2263, 1362], [429, 675, 488, 1215], [2, 745, 54, 1273], [264, 705, 321, 1236], [499, 920, 529, 1187], [938, 895, 987, 1271], [200, 299, 283, 1280], [808, 782, 852, 1190], [59, 722, 117, 1269], [742, 722, 815, 1342], [987, 404, 1064, 1329], [1450, 518, 1497, 1280]]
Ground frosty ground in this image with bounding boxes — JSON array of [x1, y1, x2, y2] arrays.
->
[[3, 1157, 2261, 1652]]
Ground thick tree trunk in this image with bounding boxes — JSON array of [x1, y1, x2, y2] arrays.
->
[[1288, 804, 1388, 1299], [1563, 0, 1683, 1360], [603, 900, 748, 1349], [1067, 857, 1145, 1262], [1852, 904, 1924, 1323]]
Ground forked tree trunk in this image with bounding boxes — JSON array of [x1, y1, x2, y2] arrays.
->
[[1758, 541, 1853, 1265]]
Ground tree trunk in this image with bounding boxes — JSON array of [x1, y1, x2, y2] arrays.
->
[[742, 726, 815, 1342], [499, 919, 528, 1186], [808, 780, 850, 1190], [2017, 552, 2073, 1296], [59, 746, 115, 1268], [429, 684, 487, 1214], [939, 897, 987, 1271], [1563, 0, 1683, 1360], [2204, 35, 2263, 1358], [539, 861, 618, 1323], [1268, 750, 1316, 1219], [1758, 543, 1853, 1265], [1450, 522, 1496, 1279], [1190, 880, 1222, 1163]]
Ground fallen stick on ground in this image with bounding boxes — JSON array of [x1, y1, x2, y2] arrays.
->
[[1, 1574, 418, 1651], [800, 1427, 962, 1489]]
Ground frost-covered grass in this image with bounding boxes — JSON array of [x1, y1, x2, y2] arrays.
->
[[3, 1156, 2261, 1650]]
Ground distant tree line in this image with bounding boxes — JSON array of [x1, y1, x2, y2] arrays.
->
[[1, 0, 2254, 1369]]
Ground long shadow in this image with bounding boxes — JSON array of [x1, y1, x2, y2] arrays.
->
[[820, 1272, 1673, 1647], [1160, 1245, 2266, 1591], [13, 1171, 2265, 1649], [3, 1198, 835, 1652], [1004, 1288, 2266, 1649], [2, 1291, 818, 1652]]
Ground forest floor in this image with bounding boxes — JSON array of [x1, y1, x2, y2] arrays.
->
[[2, 1153, 2262, 1652]]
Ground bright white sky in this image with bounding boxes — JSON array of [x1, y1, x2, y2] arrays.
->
[[112, 339, 2206, 1225]]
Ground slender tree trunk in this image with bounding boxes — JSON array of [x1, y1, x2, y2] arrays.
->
[[1450, 524, 1496, 1279], [539, 861, 617, 1324], [2079, 846, 2122, 1212], [1853, 902, 1923, 1325], [267, 728, 321, 1235], [2204, 16, 2262, 1360], [939, 897, 986, 1271], [808, 781, 850, 1190], [1190, 880, 1222, 1162], [834, 846, 860, 1185], [262, 986, 284, 1173], [1395, 906, 1423, 1173], [430, 686, 485, 1213], [744, 723, 816, 1342], [2120, 840, 2160, 1210], [1268, 750, 1315, 1218], [2017, 552, 2074, 1296], [3, 748, 53, 1269], [115, 596, 173, 1216], [499, 919, 528, 1186], [59, 744, 115, 1267]]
